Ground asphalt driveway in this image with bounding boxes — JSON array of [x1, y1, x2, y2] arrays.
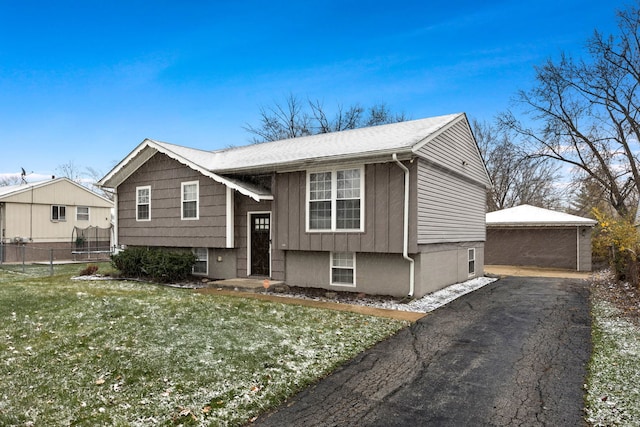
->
[[253, 276, 591, 426]]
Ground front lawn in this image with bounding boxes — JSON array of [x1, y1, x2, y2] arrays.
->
[[586, 274, 640, 426], [0, 265, 407, 426]]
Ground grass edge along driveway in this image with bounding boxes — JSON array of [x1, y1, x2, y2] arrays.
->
[[0, 267, 408, 426]]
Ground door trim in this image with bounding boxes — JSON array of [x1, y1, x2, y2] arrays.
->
[[247, 211, 271, 277]]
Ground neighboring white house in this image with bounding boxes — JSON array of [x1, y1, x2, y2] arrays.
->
[[0, 178, 113, 262], [485, 204, 597, 271]]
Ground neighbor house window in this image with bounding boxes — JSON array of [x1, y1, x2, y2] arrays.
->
[[182, 181, 199, 220], [76, 206, 89, 221], [136, 186, 151, 221], [51, 205, 66, 221], [468, 248, 476, 276], [331, 252, 356, 286], [192, 248, 208, 275], [307, 167, 363, 232]]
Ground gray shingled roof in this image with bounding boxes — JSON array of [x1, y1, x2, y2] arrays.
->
[[99, 113, 466, 196]]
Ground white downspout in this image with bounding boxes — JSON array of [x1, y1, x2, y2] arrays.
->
[[392, 153, 415, 297]]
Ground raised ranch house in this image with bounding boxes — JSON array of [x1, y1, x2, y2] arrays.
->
[[99, 113, 491, 298], [0, 177, 113, 263]]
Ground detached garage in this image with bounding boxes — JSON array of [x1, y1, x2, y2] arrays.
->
[[485, 204, 597, 272]]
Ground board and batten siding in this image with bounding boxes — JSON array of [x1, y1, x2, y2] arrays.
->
[[117, 152, 228, 248], [273, 162, 416, 254]]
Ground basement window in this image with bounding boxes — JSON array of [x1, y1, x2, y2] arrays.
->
[[192, 248, 208, 275], [468, 248, 476, 276], [331, 252, 356, 287]]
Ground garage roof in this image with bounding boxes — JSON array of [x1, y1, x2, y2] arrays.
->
[[486, 204, 597, 227]]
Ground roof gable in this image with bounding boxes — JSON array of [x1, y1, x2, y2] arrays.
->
[[99, 113, 489, 192], [0, 178, 113, 207]]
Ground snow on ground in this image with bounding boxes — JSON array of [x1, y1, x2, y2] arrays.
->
[[72, 274, 498, 314], [276, 276, 498, 313]]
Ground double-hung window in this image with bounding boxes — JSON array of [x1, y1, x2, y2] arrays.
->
[[51, 205, 66, 221], [308, 167, 363, 232], [468, 248, 476, 276], [331, 252, 356, 286], [76, 206, 89, 221], [192, 248, 208, 275], [136, 186, 151, 221], [182, 181, 199, 220]]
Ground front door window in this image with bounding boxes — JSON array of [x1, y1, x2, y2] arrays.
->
[[250, 213, 270, 276]]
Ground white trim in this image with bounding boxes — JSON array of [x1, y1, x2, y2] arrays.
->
[[226, 188, 234, 248], [468, 248, 476, 277], [192, 247, 209, 276], [76, 206, 90, 221], [246, 211, 272, 277], [330, 252, 357, 287], [136, 185, 151, 222], [99, 139, 272, 202], [181, 181, 199, 220], [51, 205, 67, 222], [305, 165, 365, 233]]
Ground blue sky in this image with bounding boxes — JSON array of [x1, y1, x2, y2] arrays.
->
[[0, 0, 631, 182]]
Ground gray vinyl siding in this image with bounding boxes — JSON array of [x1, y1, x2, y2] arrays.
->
[[273, 162, 416, 254], [117, 153, 228, 247], [417, 159, 486, 244], [416, 118, 489, 187], [577, 227, 593, 271]]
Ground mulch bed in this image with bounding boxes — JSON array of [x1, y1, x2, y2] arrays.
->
[[591, 270, 640, 326]]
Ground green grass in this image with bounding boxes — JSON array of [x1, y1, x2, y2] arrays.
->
[[0, 264, 407, 426], [586, 297, 640, 426]]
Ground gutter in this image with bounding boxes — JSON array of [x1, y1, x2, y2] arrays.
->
[[392, 153, 415, 297]]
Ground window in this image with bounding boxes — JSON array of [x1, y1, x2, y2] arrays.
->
[[51, 205, 66, 221], [77, 206, 89, 221], [193, 248, 208, 275], [468, 248, 476, 276], [331, 252, 356, 286], [308, 167, 363, 232], [136, 186, 151, 221], [182, 181, 199, 220]]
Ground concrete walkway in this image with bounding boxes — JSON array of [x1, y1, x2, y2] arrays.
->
[[253, 276, 591, 426]]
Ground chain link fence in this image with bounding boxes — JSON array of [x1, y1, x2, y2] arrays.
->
[[0, 243, 112, 276]]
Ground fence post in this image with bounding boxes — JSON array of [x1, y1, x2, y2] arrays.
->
[[21, 244, 26, 273], [50, 249, 54, 276]]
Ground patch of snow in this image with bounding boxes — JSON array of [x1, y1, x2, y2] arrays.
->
[[278, 276, 498, 313]]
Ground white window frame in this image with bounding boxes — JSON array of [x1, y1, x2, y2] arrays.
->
[[468, 248, 476, 276], [192, 248, 208, 275], [76, 206, 90, 221], [306, 165, 365, 233], [136, 186, 151, 222], [330, 252, 356, 287], [51, 205, 66, 221], [181, 181, 199, 220]]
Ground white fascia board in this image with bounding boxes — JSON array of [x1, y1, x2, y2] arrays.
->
[[99, 139, 270, 202]]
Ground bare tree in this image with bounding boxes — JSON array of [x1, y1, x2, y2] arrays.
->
[[245, 94, 407, 143], [0, 175, 22, 186], [500, 3, 640, 218], [474, 120, 562, 211]]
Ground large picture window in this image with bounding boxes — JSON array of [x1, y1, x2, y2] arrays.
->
[[136, 186, 151, 221], [307, 167, 363, 232], [182, 181, 199, 220]]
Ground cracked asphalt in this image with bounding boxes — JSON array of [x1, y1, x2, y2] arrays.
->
[[252, 276, 591, 426]]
